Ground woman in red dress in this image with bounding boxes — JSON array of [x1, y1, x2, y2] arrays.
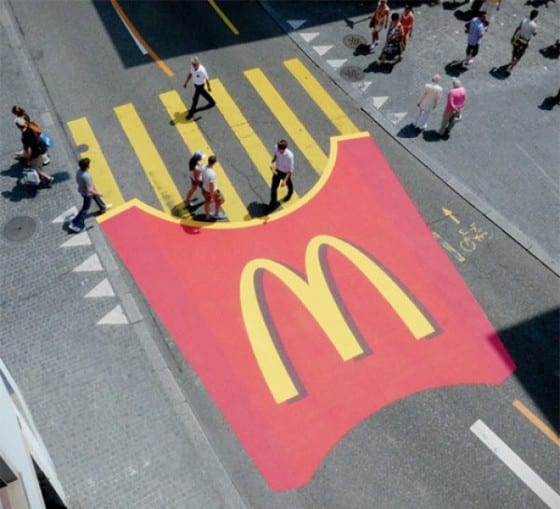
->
[[400, 5, 414, 48]]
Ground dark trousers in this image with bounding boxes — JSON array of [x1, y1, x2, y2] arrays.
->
[[269, 171, 293, 206], [72, 194, 106, 228], [190, 84, 215, 112]]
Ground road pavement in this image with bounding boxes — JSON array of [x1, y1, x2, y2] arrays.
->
[[0, 1, 558, 508]]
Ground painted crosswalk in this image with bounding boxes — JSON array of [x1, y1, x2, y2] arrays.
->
[[66, 58, 359, 222]]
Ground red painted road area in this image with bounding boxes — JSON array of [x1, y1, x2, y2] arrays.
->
[[100, 133, 515, 491]]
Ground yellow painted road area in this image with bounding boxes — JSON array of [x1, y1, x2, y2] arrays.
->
[[284, 58, 359, 135], [114, 103, 182, 214], [67, 117, 125, 207], [158, 90, 248, 220], [212, 78, 300, 203], [244, 68, 328, 174]]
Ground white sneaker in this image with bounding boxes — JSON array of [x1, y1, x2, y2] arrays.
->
[[42, 155, 51, 166], [67, 222, 82, 233]]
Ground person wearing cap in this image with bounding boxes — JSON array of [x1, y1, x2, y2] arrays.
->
[[15, 117, 53, 185], [201, 155, 226, 220], [183, 56, 216, 120], [268, 139, 294, 211], [439, 79, 467, 137], [412, 74, 442, 131], [184, 151, 206, 208]]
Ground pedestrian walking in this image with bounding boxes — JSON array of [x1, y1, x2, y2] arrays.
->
[[68, 158, 111, 233], [15, 117, 53, 186], [369, 0, 390, 53], [400, 5, 414, 48], [507, 10, 538, 72], [412, 74, 442, 131], [201, 155, 226, 220], [268, 139, 294, 211], [184, 151, 206, 208], [379, 13, 405, 65], [12, 105, 50, 166], [463, 11, 488, 67], [183, 56, 215, 120], [439, 79, 467, 138], [483, 0, 501, 24]]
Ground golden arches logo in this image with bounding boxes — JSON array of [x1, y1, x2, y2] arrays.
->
[[240, 235, 438, 404]]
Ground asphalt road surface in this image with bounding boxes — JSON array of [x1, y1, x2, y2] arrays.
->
[[1, 1, 558, 508]]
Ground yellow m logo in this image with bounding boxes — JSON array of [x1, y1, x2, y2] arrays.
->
[[240, 235, 438, 404]]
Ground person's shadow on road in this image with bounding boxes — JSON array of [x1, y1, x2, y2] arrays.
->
[[489, 65, 511, 80], [364, 61, 396, 74], [422, 130, 442, 142], [445, 60, 468, 77], [397, 124, 422, 139]]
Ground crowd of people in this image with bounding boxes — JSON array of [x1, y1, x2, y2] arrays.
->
[[365, 1, 550, 137]]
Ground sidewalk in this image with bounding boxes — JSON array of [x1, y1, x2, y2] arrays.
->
[[261, 0, 560, 275], [0, 2, 245, 507]]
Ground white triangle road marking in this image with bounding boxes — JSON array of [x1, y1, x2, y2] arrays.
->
[[73, 254, 103, 272], [97, 304, 128, 325], [352, 81, 372, 93], [313, 45, 333, 56], [327, 59, 347, 70], [372, 96, 389, 109], [300, 32, 319, 43], [287, 19, 306, 30], [52, 207, 78, 223], [61, 231, 91, 248], [85, 278, 115, 298], [387, 112, 408, 125]]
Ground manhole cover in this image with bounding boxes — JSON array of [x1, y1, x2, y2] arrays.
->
[[343, 33, 367, 49], [3, 216, 37, 241], [340, 65, 365, 82]]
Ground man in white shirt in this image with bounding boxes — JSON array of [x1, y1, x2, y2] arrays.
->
[[508, 10, 538, 71], [183, 56, 216, 120], [201, 155, 226, 220], [412, 74, 442, 131], [268, 139, 294, 211]]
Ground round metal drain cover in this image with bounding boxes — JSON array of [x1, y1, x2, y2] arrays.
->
[[3, 216, 37, 241], [340, 65, 365, 82], [343, 34, 367, 49]]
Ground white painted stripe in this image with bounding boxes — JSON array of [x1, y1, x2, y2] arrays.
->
[[327, 59, 346, 70], [352, 80, 372, 94], [73, 254, 103, 272], [85, 278, 115, 298], [97, 305, 128, 325], [372, 96, 389, 109], [112, 4, 148, 55], [287, 19, 306, 30], [300, 32, 319, 43], [313, 45, 333, 56], [471, 419, 560, 508], [52, 207, 78, 223], [387, 112, 407, 125], [61, 231, 91, 247]]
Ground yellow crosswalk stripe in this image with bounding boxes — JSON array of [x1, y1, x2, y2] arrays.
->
[[284, 58, 359, 135], [211, 78, 300, 202], [244, 68, 328, 175], [114, 103, 182, 214], [67, 117, 124, 207], [158, 89, 248, 221]]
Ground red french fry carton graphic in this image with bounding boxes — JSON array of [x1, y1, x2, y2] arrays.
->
[[99, 133, 515, 491]]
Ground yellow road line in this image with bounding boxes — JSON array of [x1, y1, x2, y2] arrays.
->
[[158, 90, 248, 221], [513, 400, 560, 447], [114, 103, 182, 214], [110, 0, 174, 77], [244, 68, 327, 175], [208, 0, 239, 35], [211, 78, 300, 202], [67, 117, 124, 207], [284, 58, 359, 135]]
